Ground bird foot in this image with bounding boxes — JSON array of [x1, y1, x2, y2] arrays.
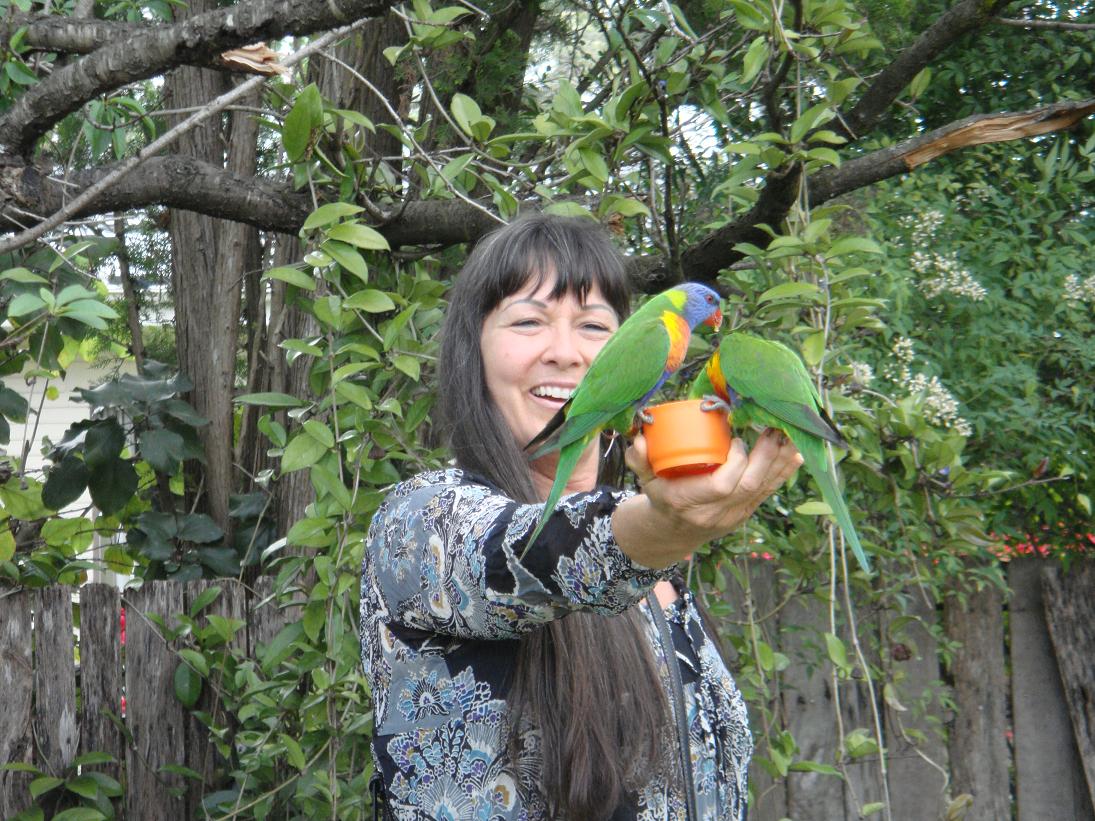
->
[[638, 407, 655, 426], [699, 395, 732, 414]]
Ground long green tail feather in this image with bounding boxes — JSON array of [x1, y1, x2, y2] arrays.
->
[[787, 429, 871, 574], [519, 438, 587, 560]]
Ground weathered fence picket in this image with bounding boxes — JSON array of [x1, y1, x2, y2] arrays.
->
[[0, 562, 1092, 819]]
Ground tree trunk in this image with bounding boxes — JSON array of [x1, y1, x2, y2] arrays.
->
[[165, 0, 261, 535], [943, 579, 1010, 821]]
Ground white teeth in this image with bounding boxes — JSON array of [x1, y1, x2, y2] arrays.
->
[[532, 386, 574, 400]]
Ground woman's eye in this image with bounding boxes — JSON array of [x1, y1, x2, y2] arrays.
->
[[511, 318, 540, 328], [583, 322, 612, 333]]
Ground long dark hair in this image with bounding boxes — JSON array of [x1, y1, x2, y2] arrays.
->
[[436, 214, 672, 819]]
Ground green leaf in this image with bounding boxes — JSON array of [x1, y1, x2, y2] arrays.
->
[[43, 455, 90, 511], [196, 547, 240, 576], [264, 266, 315, 291], [30, 776, 64, 799], [0, 267, 48, 284], [188, 586, 222, 617], [802, 331, 826, 368], [543, 202, 594, 219], [280, 431, 328, 473], [174, 660, 202, 708], [63, 298, 118, 322], [50, 811, 106, 821], [758, 282, 819, 304], [302, 600, 325, 642], [795, 500, 833, 516], [73, 752, 116, 768], [326, 222, 390, 251], [391, 354, 421, 381], [302, 419, 335, 448], [0, 385, 29, 421], [7, 291, 46, 318], [65, 775, 101, 799], [0, 530, 14, 563], [85, 420, 125, 467], [282, 84, 322, 161], [908, 67, 932, 100], [741, 36, 768, 84], [790, 102, 832, 144], [788, 760, 841, 775], [176, 514, 223, 544], [862, 802, 886, 816], [5, 60, 38, 86], [321, 240, 368, 281], [139, 428, 184, 474], [280, 733, 307, 771], [344, 289, 396, 313], [825, 236, 882, 259], [88, 458, 138, 515], [824, 632, 851, 672], [302, 202, 364, 230], [260, 621, 305, 673], [234, 392, 305, 408], [450, 93, 483, 138], [334, 381, 373, 410]]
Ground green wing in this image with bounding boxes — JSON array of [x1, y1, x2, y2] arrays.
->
[[527, 294, 673, 457], [719, 333, 844, 447]]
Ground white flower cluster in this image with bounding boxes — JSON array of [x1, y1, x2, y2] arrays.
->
[[883, 336, 973, 436], [848, 360, 874, 388], [911, 250, 987, 301], [1063, 273, 1095, 303], [903, 373, 973, 437], [899, 210, 945, 245], [892, 336, 915, 365]]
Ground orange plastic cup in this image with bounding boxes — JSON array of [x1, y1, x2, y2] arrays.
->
[[641, 399, 733, 478]]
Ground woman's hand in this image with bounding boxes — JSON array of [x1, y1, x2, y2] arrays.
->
[[611, 429, 804, 568]]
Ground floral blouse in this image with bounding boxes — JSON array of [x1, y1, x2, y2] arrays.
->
[[359, 469, 753, 820]]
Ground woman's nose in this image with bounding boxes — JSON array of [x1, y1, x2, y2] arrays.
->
[[541, 325, 584, 368]]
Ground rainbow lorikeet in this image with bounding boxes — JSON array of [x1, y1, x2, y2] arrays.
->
[[689, 332, 871, 574], [520, 282, 723, 556]]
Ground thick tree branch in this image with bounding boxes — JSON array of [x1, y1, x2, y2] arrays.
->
[[0, 14, 144, 55], [993, 16, 1095, 31], [0, 0, 395, 157], [5, 14, 286, 75], [839, 0, 1010, 139], [811, 98, 1095, 205], [0, 156, 501, 246]]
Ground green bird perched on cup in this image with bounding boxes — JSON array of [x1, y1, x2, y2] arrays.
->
[[689, 332, 871, 574]]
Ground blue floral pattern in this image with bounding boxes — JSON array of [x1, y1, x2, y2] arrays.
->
[[360, 469, 752, 820]]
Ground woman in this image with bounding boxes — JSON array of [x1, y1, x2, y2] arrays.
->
[[359, 215, 802, 820]]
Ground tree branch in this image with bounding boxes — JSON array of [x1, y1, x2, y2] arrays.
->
[[993, 16, 1095, 31], [0, 13, 144, 56], [810, 98, 1095, 205], [839, 0, 1010, 139], [0, 0, 395, 157]]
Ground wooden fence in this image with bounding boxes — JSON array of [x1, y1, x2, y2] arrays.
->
[[0, 578, 290, 821], [1, 561, 1093, 820]]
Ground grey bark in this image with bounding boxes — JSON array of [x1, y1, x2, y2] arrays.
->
[[1010, 559, 1094, 821], [943, 581, 1011, 821], [33, 586, 78, 777], [0, 591, 33, 818], [1042, 560, 1095, 814], [78, 584, 125, 787]]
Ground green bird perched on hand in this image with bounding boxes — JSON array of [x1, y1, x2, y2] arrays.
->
[[521, 282, 724, 557], [689, 332, 871, 574]]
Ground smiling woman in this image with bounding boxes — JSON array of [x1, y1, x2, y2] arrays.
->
[[359, 214, 803, 820]]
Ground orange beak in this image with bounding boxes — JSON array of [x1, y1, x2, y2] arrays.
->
[[704, 308, 723, 331]]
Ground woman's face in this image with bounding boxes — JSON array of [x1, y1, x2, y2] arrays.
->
[[480, 275, 620, 449]]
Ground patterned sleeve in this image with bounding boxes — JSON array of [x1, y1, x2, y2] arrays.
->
[[365, 469, 669, 639]]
